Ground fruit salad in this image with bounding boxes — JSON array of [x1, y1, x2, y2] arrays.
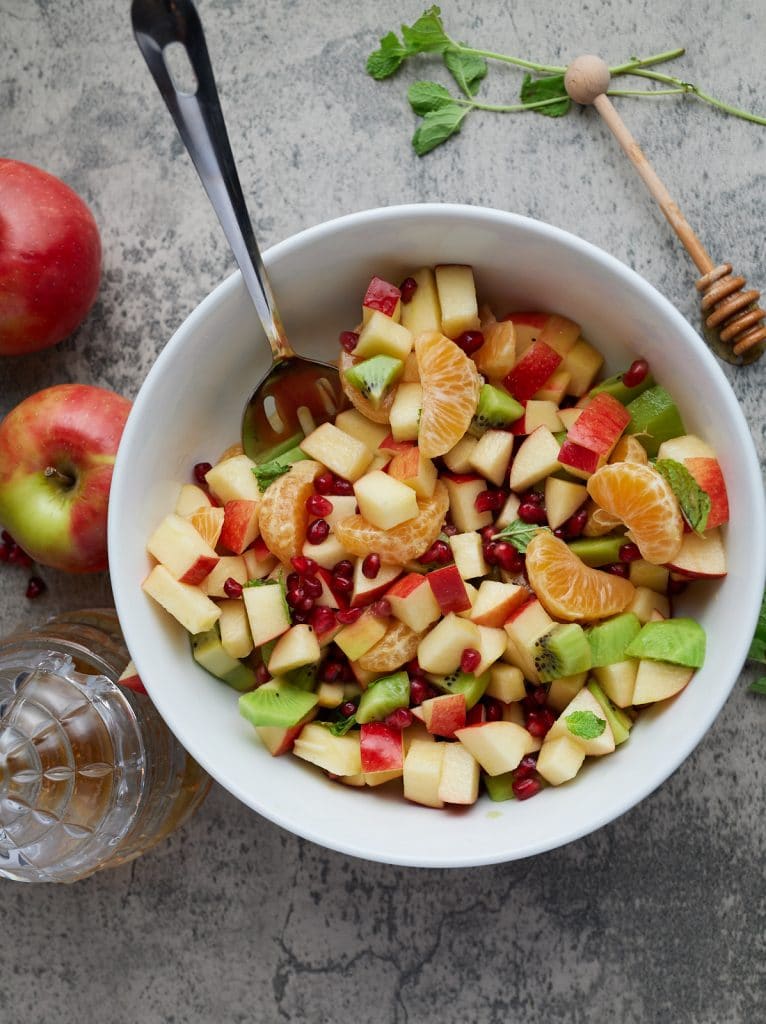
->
[[142, 265, 729, 808]]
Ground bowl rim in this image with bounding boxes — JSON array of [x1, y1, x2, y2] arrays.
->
[[110, 202, 766, 867]]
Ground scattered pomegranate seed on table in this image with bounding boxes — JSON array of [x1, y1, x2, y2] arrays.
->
[[25, 576, 46, 599]]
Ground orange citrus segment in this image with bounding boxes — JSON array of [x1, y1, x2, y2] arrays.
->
[[609, 435, 648, 465], [258, 460, 322, 563], [358, 621, 426, 672], [188, 506, 224, 548], [338, 350, 396, 424], [334, 480, 448, 564], [587, 462, 683, 564], [525, 531, 636, 622], [415, 331, 481, 458]]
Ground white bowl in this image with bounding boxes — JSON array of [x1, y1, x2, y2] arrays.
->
[[109, 204, 765, 868]]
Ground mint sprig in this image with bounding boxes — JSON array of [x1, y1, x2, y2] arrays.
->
[[327, 714, 357, 736], [252, 460, 291, 490], [492, 518, 548, 553], [655, 458, 711, 534], [565, 710, 606, 740], [519, 73, 570, 117]]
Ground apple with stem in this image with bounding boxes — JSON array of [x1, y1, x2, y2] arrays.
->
[[0, 384, 131, 572]]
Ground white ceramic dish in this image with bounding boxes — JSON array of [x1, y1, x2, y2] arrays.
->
[[109, 204, 765, 868]]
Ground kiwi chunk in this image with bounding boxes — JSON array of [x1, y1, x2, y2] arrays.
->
[[191, 628, 257, 692], [355, 671, 410, 724], [625, 385, 685, 457], [343, 354, 403, 409], [534, 624, 592, 682], [624, 618, 706, 668], [238, 679, 319, 729], [590, 369, 655, 406], [587, 680, 632, 745], [254, 433, 306, 466], [587, 613, 642, 667], [568, 535, 625, 567], [428, 670, 489, 709], [286, 661, 320, 692], [483, 771, 516, 801], [469, 384, 524, 437]]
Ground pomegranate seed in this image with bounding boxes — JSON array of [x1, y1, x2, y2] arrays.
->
[[297, 596, 315, 613], [370, 598, 391, 618], [385, 707, 414, 729], [526, 686, 549, 708], [287, 586, 305, 607], [333, 560, 354, 579], [623, 357, 649, 389], [606, 562, 629, 578], [553, 527, 566, 540], [255, 663, 271, 685], [306, 494, 332, 518], [291, 555, 317, 575], [340, 701, 357, 717], [494, 541, 523, 573], [565, 507, 589, 538], [333, 575, 353, 594], [526, 709, 555, 738], [517, 502, 547, 524], [515, 754, 538, 779], [323, 660, 344, 682], [480, 525, 496, 544], [223, 577, 243, 599], [410, 678, 436, 705], [9, 546, 32, 567], [521, 491, 544, 506], [310, 606, 336, 633], [292, 610, 308, 624], [475, 489, 505, 513], [336, 607, 363, 625], [466, 704, 486, 725], [331, 478, 354, 496], [407, 658, 424, 677], [306, 519, 329, 545], [512, 776, 542, 800], [339, 330, 359, 353], [1, 530, 14, 545], [421, 540, 451, 564], [483, 542, 499, 566], [193, 461, 212, 485], [0, 545, 9, 562], [399, 277, 418, 303], [25, 576, 46, 599], [460, 647, 481, 673], [619, 542, 641, 562], [315, 470, 334, 495], [362, 553, 381, 579], [485, 698, 503, 722], [454, 330, 484, 355], [303, 576, 323, 599]]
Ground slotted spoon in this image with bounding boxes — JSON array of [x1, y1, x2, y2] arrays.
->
[[132, 0, 344, 460]]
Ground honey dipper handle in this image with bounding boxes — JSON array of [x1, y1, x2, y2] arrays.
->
[[565, 55, 714, 275]]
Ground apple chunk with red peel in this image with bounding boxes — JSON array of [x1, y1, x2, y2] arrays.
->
[[387, 446, 437, 499], [632, 659, 693, 704], [147, 513, 219, 585], [427, 564, 472, 614], [666, 527, 727, 578], [470, 580, 527, 627], [557, 392, 631, 479], [143, 564, 221, 635], [350, 559, 402, 607], [257, 708, 318, 756], [503, 598, 555, 684], [444, 474, 493, 532], [417, 613, 480, 675], [242, 582, 291, 647], [360, 722, 404, 775], [504, 340, 562, 402], [420, 692, 467, 738], [362, 276, 402, 323], [386, 572, 441, 632], [334, 613, 388, 661], [220, 499, 260, 554], [293, 723, 362, 776], [657, 434, 730, 529]]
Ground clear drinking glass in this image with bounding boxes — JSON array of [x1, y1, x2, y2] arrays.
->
[[0, 609, 210, 883]]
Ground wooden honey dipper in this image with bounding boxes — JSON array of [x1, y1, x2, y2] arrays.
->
[[564, 55, 766, 364]]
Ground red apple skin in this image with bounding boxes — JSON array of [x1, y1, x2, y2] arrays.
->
[[504, 340, 562, 402], [427, 564, 471, 614], [558, 439, 600, 475], [363, 277, 401, 319], [178, 554, 219, 586], [684, 457, 730, 529], [0, 384, 131, 572], [0, 160, 101, 355], [220, 499, 259, 554], [360, 722, 404, 773], [425, 693, 466, 738], [566, 392, 630, 455]]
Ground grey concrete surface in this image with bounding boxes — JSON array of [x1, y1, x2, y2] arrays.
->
[[1, 0, 765, 1021]]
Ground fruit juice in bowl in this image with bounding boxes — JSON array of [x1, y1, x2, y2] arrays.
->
[[108, 204, 765, 868]]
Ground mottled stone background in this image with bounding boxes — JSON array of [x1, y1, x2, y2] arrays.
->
[[1, 1, 765, 1021]]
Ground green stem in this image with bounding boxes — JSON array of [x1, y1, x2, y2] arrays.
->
[[458, 45, 564, 75], [631, 68, 766, 125], [609, 48, 685, 76], [456, 95, 571, 114], [608, 87, 687, 97]]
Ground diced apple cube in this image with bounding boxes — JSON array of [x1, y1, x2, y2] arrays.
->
[[416, 613, 479, 675], [175, 483, 212, 516], [200, 555, 248, 597], [322, 495, 358, 532], [427, 564, 471, 614], [632, 659, 693, 704], [333, 408, 389, 453], [503, 598, 555, 684], [334, 613, 388, 661], [242, 582, 291, 647], [421, 692, 467, 739], [241, 548, 279, 582], [354, 470, 419, 530], [400, 267, 442, 335], [302, 534, 354, 570], [256, 708, 318, 757], [403, 739, 445, 808], [454, 721, 534, 776], [512, 399, 563, 436], [561, 338, 604, 396], [438, 742, 480, 805], [147, 513, 219, 585], [293, 722, 361, 776], [486, 663, 526, 703], [205, 454, 260, 503], [449, 532, 488, 580], [470, 580, 527, 627], [142, 564, 221, 635], [354, 310, 413, 362], [546, 687, 615, 755], [220, 499, 260, 554], [445, 475, 492, 532], [362, 276, 402, 323], [386, 573, 442, 632], [350, 559, 402, 608], [443, 434, 479, 474], [218, 599, 254, 659], [592, 660, 638, 708], [544, 477, 588, 530], [533, 369, 571, 405], [547, 673, 587, 712], [468, 430, 514, 486], [627, 586, 670, 624], [509, 426, 561, 492], [435, 264, 480, 339], [494, 491, 521, 530], [387, 446, 437, 499], [536, 734, 585, 785], [300, 422, 373, 482], [267, 624, 321, 676], [390, 382, 423, 441], [474, 626, 508, 675]]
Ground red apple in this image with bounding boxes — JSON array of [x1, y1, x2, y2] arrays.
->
[[220, 499, 260, 554], [0, 384, 131, 572], [378, 434, 415, 453], [360, 722, 404, 773], [421, 693, 467, 738], [427, 564, 472, 614], [0, 160, 101, 355], [363, 277, 401, 320], [504, 340, 562, 401]]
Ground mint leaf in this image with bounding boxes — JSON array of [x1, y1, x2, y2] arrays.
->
[[412, 104, 469, 155], [244, 578, 277, 588], [520, 73, 571, 117], [750, 678, 766, 695], [366, 30, 409, 79], [655, 458, 711, 534], [492, 519, 548, 553], [565, 710, 606, 740], [401, 6, 450, 53], [328, 714, 357, 736], [252, 460, 291, 490], [748, 590, 766, 662], [443, 48, 487, 97], [408, 80, 455, 115]]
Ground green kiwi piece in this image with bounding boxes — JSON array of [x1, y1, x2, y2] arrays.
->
[[355, 671, 410, 724], [191, 628, 257, 692], [468, 384, 524, 437], [238, 679, 319, 729], [590, 370, 655, 406], [427, 670, 490, 709], [286, 661, 320, 692], [534, 624, 592, 682], [343, 354, 404, 408], [587, 680, 632, 745], [625, 385, 686, 457], [483, 772, 516, 801], [624, 618, 706, 668], [586, 613, 642, 667], [568, 536, 625, 567]]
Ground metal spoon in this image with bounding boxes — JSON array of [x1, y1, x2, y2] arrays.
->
[[131, 0, 344, 460]]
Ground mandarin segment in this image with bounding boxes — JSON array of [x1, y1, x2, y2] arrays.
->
[[258, 459, 322, 563], [587, 462, 684, 564], [334, 480, 449, 564], [358, 621, 426, 672], [525, 531, 636, 622], [415, 331, 482, 458]]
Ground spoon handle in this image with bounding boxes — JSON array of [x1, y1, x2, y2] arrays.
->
[[131, 0, 293, 361]]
